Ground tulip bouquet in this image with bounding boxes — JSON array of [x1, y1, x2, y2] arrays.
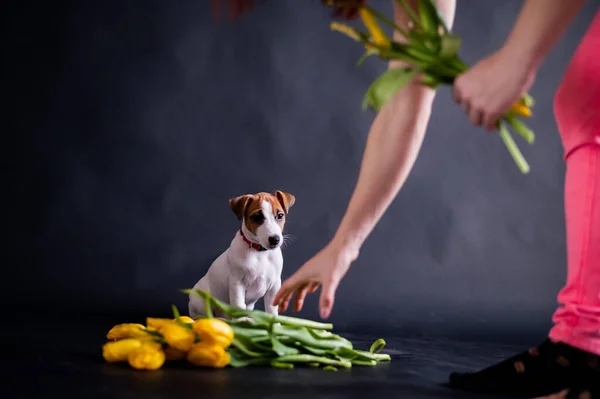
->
[[102, 289, 391, 371], [325, 0, 536, 174]]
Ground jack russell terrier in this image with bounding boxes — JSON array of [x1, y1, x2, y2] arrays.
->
[[188, 190, 295, 319]]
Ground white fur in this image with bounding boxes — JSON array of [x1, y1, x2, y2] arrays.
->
[[188, 200, 284, 318]]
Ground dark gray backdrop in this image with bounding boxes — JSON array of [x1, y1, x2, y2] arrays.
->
[[6, 0, 600, 342]]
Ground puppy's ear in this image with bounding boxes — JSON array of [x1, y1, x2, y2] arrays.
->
[[275, 190, 295, 213], [229, 195, 253, 221]]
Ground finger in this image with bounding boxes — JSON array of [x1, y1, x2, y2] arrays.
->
[[483, 113, 500, 132], [469, 107, 484, 127], [279, 290, 293, 313], [308, 282, 319, 293], [461, 100, 470, 116], [319, 279, 339, 319], [273, 281, 292, 306], [294, 283, 311, 312]]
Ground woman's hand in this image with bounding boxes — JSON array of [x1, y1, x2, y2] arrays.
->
[[272, 241, 357, 319], [452, 46, 535, 131]]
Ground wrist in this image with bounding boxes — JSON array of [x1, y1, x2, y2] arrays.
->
[[329, 233, 362, 263], [500, 39, 541, 76]]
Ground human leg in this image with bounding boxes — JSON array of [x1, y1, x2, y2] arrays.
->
[[447, 9, 600, 397]]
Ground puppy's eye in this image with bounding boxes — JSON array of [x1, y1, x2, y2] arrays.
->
[[276, 212, 285, 220], [251, 212, 265, 224]]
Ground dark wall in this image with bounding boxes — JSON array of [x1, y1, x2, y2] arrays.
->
[[6, 0, 600, 341]]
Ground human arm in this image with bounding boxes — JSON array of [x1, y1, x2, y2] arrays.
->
[[272, 0, 457, 319], [453, 0, 588, 130]]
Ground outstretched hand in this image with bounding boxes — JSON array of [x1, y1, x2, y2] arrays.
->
[[272, 242, 356, 319]]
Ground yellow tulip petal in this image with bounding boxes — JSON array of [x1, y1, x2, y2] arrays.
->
[[510, 102, 532, 118], [158, 323, 195, 352], [359, 8, 390, 48], [192, 318, 234, 349], [127, 345, 166, 370], [102, 338, 143, 363], [106, 323, 148, 340], [187, 342, 230, 368]]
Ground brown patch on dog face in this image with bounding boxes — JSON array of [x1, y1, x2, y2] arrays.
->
[[230, 191, 295, 235]]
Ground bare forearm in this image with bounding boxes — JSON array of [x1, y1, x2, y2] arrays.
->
[[331, 85, 434, 257], [503, 0, 587, 71], [330, 0, 457, 257]]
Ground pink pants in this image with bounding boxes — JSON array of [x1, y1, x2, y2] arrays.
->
[[548, 9, 600, 356]]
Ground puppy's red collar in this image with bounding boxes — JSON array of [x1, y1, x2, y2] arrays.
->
[[239, 228, 267, 251]]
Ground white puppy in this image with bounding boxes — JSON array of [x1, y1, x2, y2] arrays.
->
[[188, 190, 295, 318]]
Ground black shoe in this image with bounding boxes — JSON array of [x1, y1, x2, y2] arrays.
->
[[447, 339, 600, 398]]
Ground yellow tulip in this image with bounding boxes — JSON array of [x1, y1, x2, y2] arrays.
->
[[359, 8, 390, 48], [510, 102, 532, 118], [174, 316, 194, 324], [102, 338, 143, 363], [192, 318, 234, 349], [330, 22, 361, 42], [158, 323, 195, 352], [187, 342, 230, 368], [164, 346, 187, 361], [106, 323, 149, 340], [127, 344, 166, 371], [146, 317, 174, 330]]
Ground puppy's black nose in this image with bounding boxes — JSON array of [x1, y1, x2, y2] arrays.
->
[[268, 236, 280, 246]]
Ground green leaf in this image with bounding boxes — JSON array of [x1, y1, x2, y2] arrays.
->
[[171, 304, 181, 319], [271, 361, 294, 369], [230, 337, 267, 358], [439, 34, 461, 59], [356, 48, 379, 67], [369, 338, 386, 354], [299, 346, 330, 356], [230, 325, 269, 339], [420, 0, 449, 33], [362, 67, 421, 111], [270, 327, 301, 356], [228, 349, 273, 368], [274, 324, 352, 350], [418, 0, 441, 34], [420, 73, 441, 89]]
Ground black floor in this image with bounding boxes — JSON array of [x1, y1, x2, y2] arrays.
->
[[3, 321, 531, 399]]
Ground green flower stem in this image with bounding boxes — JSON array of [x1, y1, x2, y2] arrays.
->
[[183, 289, 390, 369], [274, 354, 352, 368], [351, 359, 377, 366], [505, 115, 535, 144], [499, 122, 530, 174], [395, 0, 423, 29]]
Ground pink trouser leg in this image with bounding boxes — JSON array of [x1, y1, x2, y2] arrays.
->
[[549, 144, 600, 356], [548, 9, 600, 356]]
